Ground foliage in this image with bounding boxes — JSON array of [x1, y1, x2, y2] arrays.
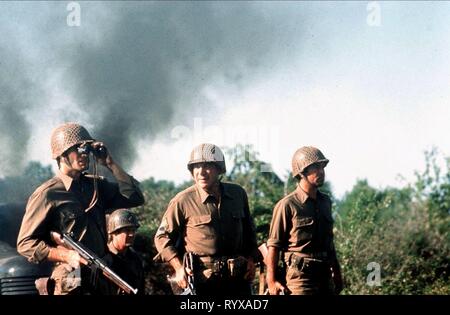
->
[[223, 144, 285, 244], [0, 161, 54, 202], [334, 149, 449, 294], [4, 145, 447, 294]]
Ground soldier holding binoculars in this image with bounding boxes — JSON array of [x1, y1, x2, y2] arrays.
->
[[17, 122, 144, 295]]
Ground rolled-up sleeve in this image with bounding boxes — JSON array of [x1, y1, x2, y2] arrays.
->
[[267, 200, 290, 249], [154, 199, 185, 262], [17, 191, 52, 264]]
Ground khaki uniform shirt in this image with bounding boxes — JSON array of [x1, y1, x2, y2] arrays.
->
[[154, 182, 258, 262], [267, 186, 337, 260], [17, 171, 144, 268]]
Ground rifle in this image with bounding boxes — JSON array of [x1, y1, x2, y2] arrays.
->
[[258, 243, 286, 295], [59, 232, 138, 295], [182, 252, 196, 295], [167, 252, 196, 295]]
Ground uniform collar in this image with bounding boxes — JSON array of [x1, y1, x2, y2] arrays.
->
[[57, 171, 85, 191], [196, 182, 233, 204], [295, 184, 324, 204]]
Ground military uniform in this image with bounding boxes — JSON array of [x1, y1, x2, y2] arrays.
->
[[154, 182, 259, 295], [101, 243, 145, 295], [17, 171, 144, 294], [267, 185, 338, 295]]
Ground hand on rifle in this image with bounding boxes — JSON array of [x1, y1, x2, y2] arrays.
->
[[50, 232, 88, 268], [267, 278, 286, 295], [172, 265, 193, 289]]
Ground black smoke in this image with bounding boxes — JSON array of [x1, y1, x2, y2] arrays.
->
[[0, 2, 305, 172], [60, 2, 304, 168], [0, 42, 33, 176]]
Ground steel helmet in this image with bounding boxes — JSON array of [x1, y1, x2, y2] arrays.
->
[[50, 122, 94, 159], [187, 143, 226, 174], [107, 209, 140, 234], [291, 146, 329, 178]]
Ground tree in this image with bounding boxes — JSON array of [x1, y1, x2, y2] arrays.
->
[[136, 145, 449, 294], [334, 149, 449, 294], [0, 161, 54, 202], [223, 144, 284, 244]]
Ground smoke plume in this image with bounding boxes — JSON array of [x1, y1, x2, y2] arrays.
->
[[0, 2, 304, 172], [0, 42, 33, 175]]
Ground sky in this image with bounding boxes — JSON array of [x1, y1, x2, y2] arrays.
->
[[0, 1, 449, 198]]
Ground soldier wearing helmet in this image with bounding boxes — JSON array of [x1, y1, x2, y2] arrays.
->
[[266, 146, 343, 295], [17, 122, 145, 295], [101, 209, 145, 295], [154, 143, 259, 295]]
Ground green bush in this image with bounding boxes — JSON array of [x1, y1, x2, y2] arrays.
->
[[334, 149, 449, 294]]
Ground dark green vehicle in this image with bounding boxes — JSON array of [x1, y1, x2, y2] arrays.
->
[[0, 203, 51, 295]]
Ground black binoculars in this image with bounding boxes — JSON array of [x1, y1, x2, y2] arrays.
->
[[77, 143, 107, 159]]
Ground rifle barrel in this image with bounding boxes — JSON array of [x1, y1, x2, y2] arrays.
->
[[61, 233, 138, 295]]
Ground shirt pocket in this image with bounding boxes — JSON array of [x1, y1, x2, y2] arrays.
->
[[56, 202, 87, 237], [295, 216, 314, 242], [186, 214, 215, 241]]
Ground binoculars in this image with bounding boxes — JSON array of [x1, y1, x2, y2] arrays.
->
[[77, 143, 107, 159]]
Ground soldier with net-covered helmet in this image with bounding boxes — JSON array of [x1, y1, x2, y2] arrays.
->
[[17, 122, 145, 295], [99, 209, 145, 294], [154, 143, 260, 295], [265, 146, 343, 295]]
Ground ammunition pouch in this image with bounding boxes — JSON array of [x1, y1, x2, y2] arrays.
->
[[197, 256, 248, 279]]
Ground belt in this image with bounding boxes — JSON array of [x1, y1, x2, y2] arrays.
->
[[285, 251, 329, 268], [198, 256, 226, 264], [291, 252, 329, 259], [198, 256, 227, 272], [197, 256, 247, 277]]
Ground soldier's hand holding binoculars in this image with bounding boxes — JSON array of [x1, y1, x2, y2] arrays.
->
[[90, 142, 110, 166], [77, 141, 111, 166]]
